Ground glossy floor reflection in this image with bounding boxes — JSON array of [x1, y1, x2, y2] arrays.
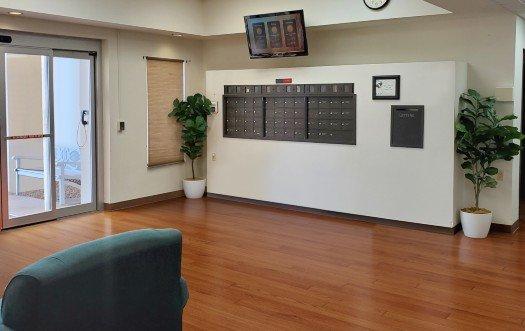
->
[[0, 197, 523, 329]]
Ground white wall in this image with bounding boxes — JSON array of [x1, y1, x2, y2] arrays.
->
[[203, 0, 449, 36], [0, 0, 206, 35], [204, 10, 520, 226], [206, 62, 466, 228], [454, 63, 468, 224], [513, 17, 525, 222]]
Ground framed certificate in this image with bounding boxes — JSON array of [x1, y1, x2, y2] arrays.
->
[[373, 75, 400, 100]]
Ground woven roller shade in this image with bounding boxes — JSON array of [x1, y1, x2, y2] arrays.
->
[[146, 57, 184, 167]]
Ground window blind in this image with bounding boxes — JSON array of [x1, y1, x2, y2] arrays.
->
[[146, 57, 184, 167]]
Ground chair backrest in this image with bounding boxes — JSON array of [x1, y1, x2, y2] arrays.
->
[[55, 146, 81, 170], [1, 229, 185, 331]]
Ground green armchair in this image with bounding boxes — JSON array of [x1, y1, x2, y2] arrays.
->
[[0, 229, 188, 331]]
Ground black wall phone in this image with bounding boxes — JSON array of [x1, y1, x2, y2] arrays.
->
[[81, 110, 89, 126], [77, 110, 89, 148]]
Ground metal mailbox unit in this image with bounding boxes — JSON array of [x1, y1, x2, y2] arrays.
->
[[223, 84, 356, 145]]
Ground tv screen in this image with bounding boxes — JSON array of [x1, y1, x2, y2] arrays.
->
[[244, 10, 308, 59]]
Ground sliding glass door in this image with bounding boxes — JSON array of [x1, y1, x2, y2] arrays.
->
[[52, 51, 96, 212], [0, 48, 53, 225], [0, 47, 96, 228]]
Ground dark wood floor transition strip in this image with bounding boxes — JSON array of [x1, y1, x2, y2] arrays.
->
[[207, 193, 462, 235], [104, 190, 184, 211]]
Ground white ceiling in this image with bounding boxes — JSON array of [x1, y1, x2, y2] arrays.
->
[[0, 0, 521, 36], [0, 0, 451, 37], [426, 0, 525, 18], [203, 0, 450, 36], [490, 0, 525, 17]]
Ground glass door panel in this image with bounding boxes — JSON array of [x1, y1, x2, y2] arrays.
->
[[7, 139, 51, 218], [5, 54, 49, 137], [53, 56, 94, 209], [1, 47, 96, 229], [2, 51, 53, 226]]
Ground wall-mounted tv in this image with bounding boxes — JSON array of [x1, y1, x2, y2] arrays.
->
[[244, 10, 308, 59]]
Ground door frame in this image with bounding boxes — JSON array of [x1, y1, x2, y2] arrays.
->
[[0, 45, 56, 228], [52, 49, 98, 216], [518, 49, 525, 202], [0, 31, 103, 229]]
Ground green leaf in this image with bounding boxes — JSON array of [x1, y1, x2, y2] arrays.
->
[[499, 114, 517, 122], [483, 176, 498, 189], [456, 89, 524, 202], [195, 115, 205, 125], [484, 167, 498, 175], [468, 89, 481, 99], [455, 122, 467, 133], [169, 93, 213, 160], [465, 173, 476, 184], [185, 119, 195, 127], [461, 161, 472, 170]]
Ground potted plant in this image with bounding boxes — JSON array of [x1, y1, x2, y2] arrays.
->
[[456, 89, 523, 238], [169, 93, 213, 199]]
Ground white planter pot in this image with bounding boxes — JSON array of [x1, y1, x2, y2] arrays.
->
[[183, 178, 206, 199], [460, 210, 492, 239]]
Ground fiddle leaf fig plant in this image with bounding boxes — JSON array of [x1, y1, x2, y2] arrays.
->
[[169, 93, 213, 179], [455, 89, 524, 211]]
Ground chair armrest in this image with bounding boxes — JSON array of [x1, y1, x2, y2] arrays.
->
[[0, 298, 14, 331], [0, 323, 14, 331], [180, 277, 189, 309]]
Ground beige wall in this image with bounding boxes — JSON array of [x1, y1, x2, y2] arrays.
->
[[1, 16, 206, 204], [112, 31, 205, 203], [1, 9, 522, 222], [204, 12, 515, 96]]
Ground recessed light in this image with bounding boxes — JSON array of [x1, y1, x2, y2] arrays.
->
[[8, 11, 23, 16], [171, 33, 183, 37]]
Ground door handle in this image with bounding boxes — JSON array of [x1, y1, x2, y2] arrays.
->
[[6, 134, 52, 140]]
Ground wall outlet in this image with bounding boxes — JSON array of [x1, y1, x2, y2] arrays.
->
[[496, 171, 504, 181], [211, 153, 217, 161], [212, 101, 219, 114]]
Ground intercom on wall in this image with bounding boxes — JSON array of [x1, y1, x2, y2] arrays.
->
[[0, 35, 12, 44]]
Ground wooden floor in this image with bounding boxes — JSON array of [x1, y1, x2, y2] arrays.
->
[[0, 197, 524, 330]]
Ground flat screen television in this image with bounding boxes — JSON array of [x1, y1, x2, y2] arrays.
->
[[244, 10, 308, 59]]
